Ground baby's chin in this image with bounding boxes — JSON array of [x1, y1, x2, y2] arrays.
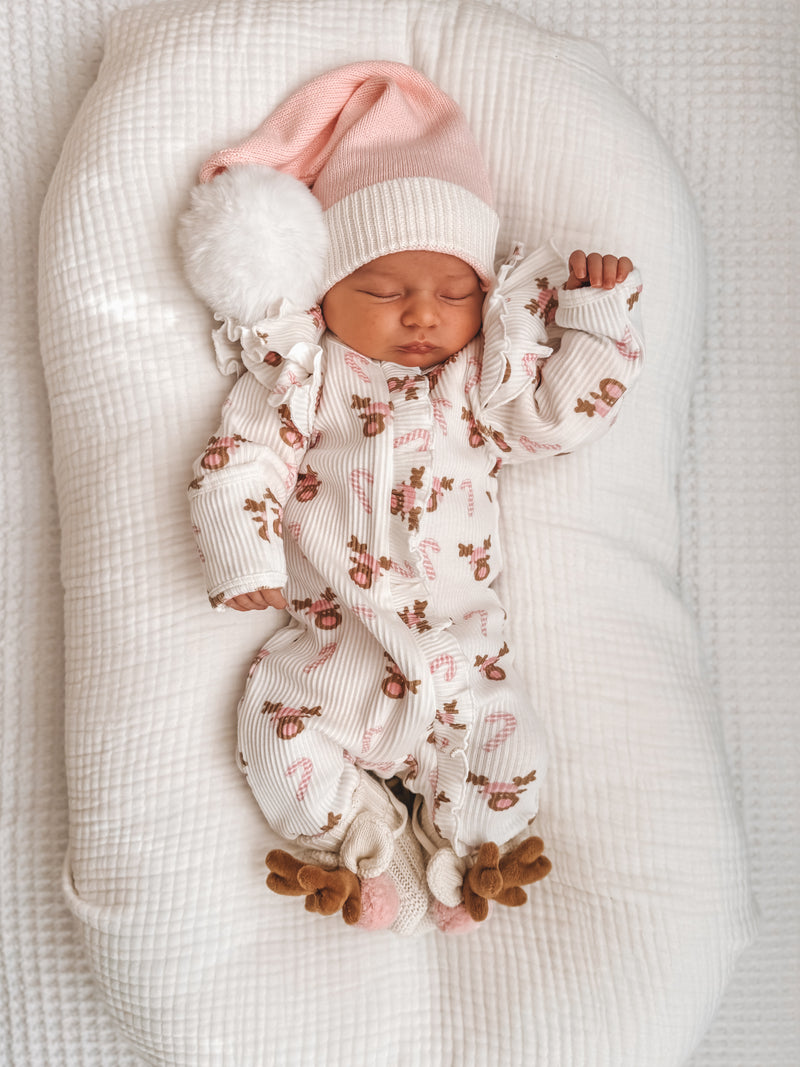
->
[[374, 346, 456, 370]]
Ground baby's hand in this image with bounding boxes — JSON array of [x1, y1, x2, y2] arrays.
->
[[226, 588, 287, 611], [564, 250, 633, 290]]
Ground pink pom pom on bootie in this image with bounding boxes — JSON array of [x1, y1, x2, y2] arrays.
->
[[355, 873, 400, 931], [432, 900, 483, 934]]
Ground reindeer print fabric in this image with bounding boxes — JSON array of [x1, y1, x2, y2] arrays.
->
[[190, 244, 644, 858]]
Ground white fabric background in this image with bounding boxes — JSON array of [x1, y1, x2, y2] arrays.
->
[[2, 1, 796, 1064]]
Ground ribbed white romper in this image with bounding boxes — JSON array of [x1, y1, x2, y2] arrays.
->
[[189, 246, 644, 858]]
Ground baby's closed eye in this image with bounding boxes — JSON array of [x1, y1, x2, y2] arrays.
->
[[359, 289, 401, 300]]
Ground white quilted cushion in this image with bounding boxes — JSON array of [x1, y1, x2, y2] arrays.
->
[[39, 0, 755, 1063]]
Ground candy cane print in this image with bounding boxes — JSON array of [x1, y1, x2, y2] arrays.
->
[[361, 725, 383, 754], [344, 349, 371, 382], [482, 711, 517, 752], [464, 608, 489, 635], [356, 757, 396, 774], [191, 525, 206, 564], [522, 352, 542, 378], [352, 604, 376, 622], [431, 396, 452, 433], [518, 437, 561, 455], [393, 428, 432, 451], [429, 654, 456, 681], [389, 559, 416, 579], [284, 463, 299, 491], [286, 757, 313, 801], [615, 325, 641, 360], [418, 538, 440, 581], [350, 468, 374, 513], [464, 352, 482, 391], [459, 479, 475, 517], [302, 643, 337, 673]]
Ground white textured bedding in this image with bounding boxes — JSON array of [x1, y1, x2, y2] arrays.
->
[[3, 0, 797, 1065]]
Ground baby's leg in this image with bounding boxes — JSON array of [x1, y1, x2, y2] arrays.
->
[[239, 704, 429, 930], [239, 695, 363, 846], [422, 702, 551, 923]]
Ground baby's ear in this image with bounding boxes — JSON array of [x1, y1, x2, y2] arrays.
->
[[178, 165, 329, 324]]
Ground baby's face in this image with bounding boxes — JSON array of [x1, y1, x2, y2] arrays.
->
[[321, 251, 483, 369]]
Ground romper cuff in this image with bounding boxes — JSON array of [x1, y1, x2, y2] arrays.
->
[[555, 268, 644, 352], [206, 571, 289, 612]]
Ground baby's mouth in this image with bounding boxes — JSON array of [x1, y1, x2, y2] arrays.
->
[[398, 341, 435, 354]]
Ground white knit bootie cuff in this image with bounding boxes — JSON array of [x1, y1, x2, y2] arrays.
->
[[426, 846, 468, 908], [340, 812, 396, 879]]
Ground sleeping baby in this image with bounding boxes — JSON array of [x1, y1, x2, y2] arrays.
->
[[180, 61, 644, 935]]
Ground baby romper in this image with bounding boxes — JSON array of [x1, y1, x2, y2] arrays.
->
[[189, 245, 644, 860]]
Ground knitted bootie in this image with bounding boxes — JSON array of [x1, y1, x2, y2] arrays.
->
[[347, 813, 433, 936], [416, 792, 551, 930], [409, 797, 480, 934], [266, 774, 433, 935]]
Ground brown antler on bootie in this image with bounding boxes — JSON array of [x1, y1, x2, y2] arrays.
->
[[297, 864, 362, 924], [266, 849, 308, 896], [499, 836, 551, 888], [462, 836, 552, 921], [266, 849, 362, 924], [462, 841, 503, 922]]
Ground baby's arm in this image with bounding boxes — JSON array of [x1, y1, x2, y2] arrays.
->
[[476, 245, 644, 459], [189, 370, 305, 611]]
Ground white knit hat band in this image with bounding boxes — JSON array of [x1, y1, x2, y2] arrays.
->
[[323, 177, 499, 293]]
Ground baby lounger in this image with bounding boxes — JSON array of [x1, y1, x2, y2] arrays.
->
[[39, 0, 755, 1063]]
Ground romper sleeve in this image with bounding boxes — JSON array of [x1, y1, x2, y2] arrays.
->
[[188, 304, 324, 609], [474, 241, 644, 463]]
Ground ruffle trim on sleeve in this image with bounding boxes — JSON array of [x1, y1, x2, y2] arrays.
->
[[479, 239, 569, 408], [211, 302, 325, 438], [210, 300, 325, 372]]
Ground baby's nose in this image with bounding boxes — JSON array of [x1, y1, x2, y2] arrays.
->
[[401, 293, 439, 327]]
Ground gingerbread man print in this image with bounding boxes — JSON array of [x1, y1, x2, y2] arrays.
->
[[426, 476, 453, 513]]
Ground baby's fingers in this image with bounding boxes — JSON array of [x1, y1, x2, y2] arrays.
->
[[589, 253, 623, 289], [615, 256, 634, 284], [566, 249, 589, 287], [590, 252, 633, 288], [566, 250, 634, 290]]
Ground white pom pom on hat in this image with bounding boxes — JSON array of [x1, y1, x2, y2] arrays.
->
[[179, 61, 499, 325], [178, 166, 329, 323]]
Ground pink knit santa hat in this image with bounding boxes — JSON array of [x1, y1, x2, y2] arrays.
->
[[179, 61, 499, 325]]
